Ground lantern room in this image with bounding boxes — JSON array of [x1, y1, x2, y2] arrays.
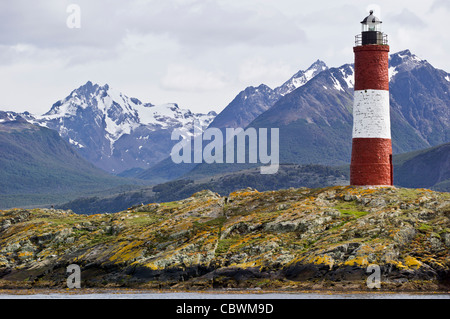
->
[[361, 10, 382, 32], [355, 10, 388, 46]]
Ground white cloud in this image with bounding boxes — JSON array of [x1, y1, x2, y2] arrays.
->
[[0, 0, 449, 116], [238, 58, 292, 88], [430, 0, 450, 11], [161, 64, 227, 92], [387, 8, 426, 28], [136, 0, 307, 49]]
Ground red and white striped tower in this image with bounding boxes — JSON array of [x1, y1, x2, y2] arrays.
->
[[351, 10, 393, 186]]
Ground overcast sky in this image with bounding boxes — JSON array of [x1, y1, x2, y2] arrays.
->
[[1, 0, 449, 115]]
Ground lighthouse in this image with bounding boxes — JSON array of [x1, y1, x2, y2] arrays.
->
[[350, 10, 393, 186]]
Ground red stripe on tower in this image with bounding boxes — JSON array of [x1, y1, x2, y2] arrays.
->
[[350, 10, 393, 186]]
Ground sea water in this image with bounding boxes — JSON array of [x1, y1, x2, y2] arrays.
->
[[0, 292, 448, 299]]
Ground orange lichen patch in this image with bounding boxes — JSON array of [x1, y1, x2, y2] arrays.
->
[[373, 244, 388, 253], [143, 262, 160, 271], [390, 260, 407, 270], [202, 242, 218, 252], [284, 253, 310, 267], [229, 190, 259, 198], [340, 187, 379, 197], [357, 245, 375, 254], [230, 259, 264, 269], [231, 233, 263, 249], [388, 229, 399, 239], [344, 256, 369, 267], [87, 214, 103, 219], [404, 256, 422, 269], [17, 251, 33, 259], [108, 240, 145, 264], [311, 255, 334, 269], [423, 257, 446, 268]]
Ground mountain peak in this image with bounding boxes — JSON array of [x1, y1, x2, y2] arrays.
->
[[390, 50, 424, 69], [75, 80, 100, 94], [275, 60, 328, 96], [34, 83, 216, 173], [397, 49, 412, 56], [71, 81, 114, 98], [308, 59, 328, 71]]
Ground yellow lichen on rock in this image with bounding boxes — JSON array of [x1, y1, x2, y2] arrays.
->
[[344, 256, 369, 267], [404, 256, 422, 269], [0, 186, 449, 290]]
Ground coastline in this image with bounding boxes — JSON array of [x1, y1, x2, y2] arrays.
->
[[1, 187, 449, 294], [0, 287, 449, 298]]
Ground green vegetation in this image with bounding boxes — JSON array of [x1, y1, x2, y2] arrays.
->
[[58, 164, 350, 214], [333, 201, 369, 218], [338, 209, 370, 218], [127, 215, 164, 228], [0, 123, 147, 209], [418, 223, 433, 232], [216, 237, 241, 255]]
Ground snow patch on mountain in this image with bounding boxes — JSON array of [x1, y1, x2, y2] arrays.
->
[[276, 60, 328, 96], [389, 66, 399, 81], [69, 138, 85, 149], [2, 112, 18, 121], [341, 66, 354, 88], [37, 83, 215, 145], [23, 81, 217, 173], [332, 75, 344, 92], [390, 50, 426, 72]]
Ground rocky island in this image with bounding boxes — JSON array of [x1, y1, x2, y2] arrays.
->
[[0, 186, 449, 292]]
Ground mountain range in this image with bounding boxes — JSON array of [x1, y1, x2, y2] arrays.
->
[[16, 81, 216, 174], [208, 59, 328, 131], [137, 49, 449, 182], [8, 49, 447, 180], [0, 49, 449, 210]]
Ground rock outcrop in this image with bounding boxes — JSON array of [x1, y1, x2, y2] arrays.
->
[[0, 186, 449, 291]]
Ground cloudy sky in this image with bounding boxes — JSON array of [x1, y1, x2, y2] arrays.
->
[[1, 0, 449, 115]]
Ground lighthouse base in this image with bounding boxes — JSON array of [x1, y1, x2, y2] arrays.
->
[[350, 138, 393, 186]]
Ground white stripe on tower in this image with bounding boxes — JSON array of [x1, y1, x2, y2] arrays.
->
[[352, 89, 391, 139]]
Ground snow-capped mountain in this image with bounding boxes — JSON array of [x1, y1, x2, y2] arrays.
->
[[28, 81, 216, 173], [389, 49, 427, 77], [246, 49, 450, 166], [147, 49, 449, 181], [0, 111, 17, 123], [388, 50, 450, 148], [275, 60, 328, 96], [3, 49, 448, 181], [206, 60, 329, 132]]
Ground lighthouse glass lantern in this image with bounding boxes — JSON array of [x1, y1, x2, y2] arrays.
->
[[362, 10, 382, 32], [358, 10, 387, 46]]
